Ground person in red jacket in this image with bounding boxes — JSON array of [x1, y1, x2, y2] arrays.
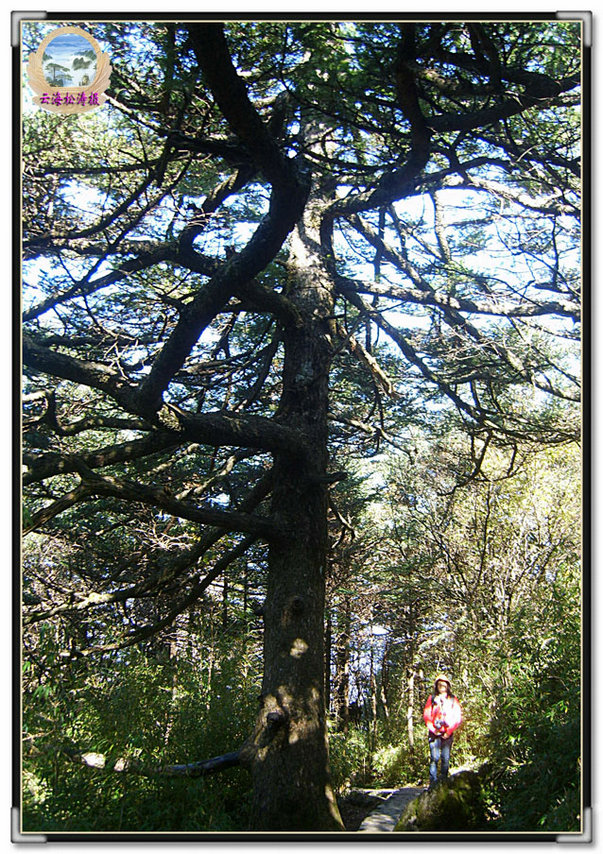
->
[[423, 674, 462, 789]]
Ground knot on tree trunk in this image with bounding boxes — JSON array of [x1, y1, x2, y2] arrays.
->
[[289, 595, 305, 615], [266, 709, 289, 728], [252, 692, 292, 749]]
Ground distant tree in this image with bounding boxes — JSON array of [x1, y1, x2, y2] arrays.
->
[[44, 61, 70, 84], [22, 18, 582, 831], [72, 57, 94, 71]]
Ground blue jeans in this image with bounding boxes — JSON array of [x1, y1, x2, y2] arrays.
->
[[429, 735, 453, 785]]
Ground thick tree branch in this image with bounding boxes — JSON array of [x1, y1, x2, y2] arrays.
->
[[427, 79, 579, 133], [24, 333, 135, 406], [83, 474, 281, 540], [134, 169, 309, 412], [23, 433, 181, 485], [24, 483, 90, 535], [335, 321, 397, 397], [335, 276, 486, 423], [23, 244, 175, 322], [24, 461, 286, 542], [354, 276, 579, 322], [80, 534, 259, 654], [24, 470, 274, 627], [23, 334, 312, 457], [344, 218, 580, 400], [348, 215, 579, 320], [326, 26, 431, 217], [187, 23, 298, 188]]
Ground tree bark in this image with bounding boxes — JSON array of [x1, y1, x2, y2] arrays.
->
[[247, 192, 344, 831]]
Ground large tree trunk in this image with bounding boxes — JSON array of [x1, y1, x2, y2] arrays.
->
[[248, 198, 344, 831]]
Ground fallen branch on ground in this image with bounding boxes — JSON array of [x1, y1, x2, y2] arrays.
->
[[62, 746, 244, 778]]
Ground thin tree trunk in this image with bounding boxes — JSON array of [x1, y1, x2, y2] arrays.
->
[[380, 683, 390, 721], [243, 563, 248, 617], [325, 607, 332, 715], [163, 639, 179, 746], [380, 640, 390, 721], [407, 668, 415, 751], [333, 596, 351, 733], [222, 575, 228, 628], [369, 651, 378, 753]]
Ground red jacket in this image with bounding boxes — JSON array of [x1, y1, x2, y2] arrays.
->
[[423, 693, 462, 739]]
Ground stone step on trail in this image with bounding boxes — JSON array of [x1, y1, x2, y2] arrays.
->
[[358, 787, 425, 833]]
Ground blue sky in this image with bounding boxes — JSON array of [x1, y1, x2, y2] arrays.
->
[[43, 33, 93, 62]]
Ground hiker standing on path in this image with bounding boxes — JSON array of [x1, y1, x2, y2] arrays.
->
[[423, 674, 462, 789]]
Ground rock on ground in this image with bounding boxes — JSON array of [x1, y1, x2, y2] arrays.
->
[[395, 770, 487, 832]]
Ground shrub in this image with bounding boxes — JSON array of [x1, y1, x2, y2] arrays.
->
[[328, 727, 372, 792]]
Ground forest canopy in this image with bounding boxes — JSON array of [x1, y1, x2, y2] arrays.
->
[[20, 16, 584, 837]]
